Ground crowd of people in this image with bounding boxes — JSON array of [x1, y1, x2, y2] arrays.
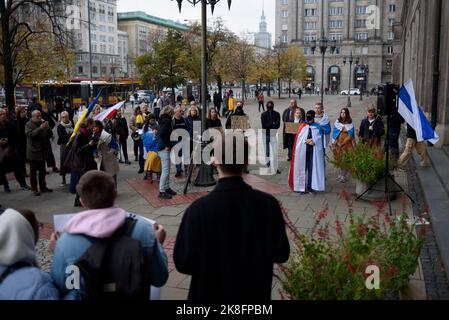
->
[[0, 91, 431, 301]]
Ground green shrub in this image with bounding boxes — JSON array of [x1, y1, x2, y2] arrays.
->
[[278, 197, 425, 300], [333, 143, 386, 184]]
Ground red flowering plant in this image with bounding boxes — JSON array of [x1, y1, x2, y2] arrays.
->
[[276, 190, 425, 300]]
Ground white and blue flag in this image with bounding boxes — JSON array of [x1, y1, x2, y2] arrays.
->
[[398, 80, 439, 145]]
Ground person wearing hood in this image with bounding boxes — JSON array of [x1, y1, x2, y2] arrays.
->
[[92, 120, 120, 187], [50, 170, 168, 300], [261, 101, 281, 174], [156, 106, 177, 200], [289, 110, 326, 194], [0, 208, 59, 300], [65, 118, 96, 207], [225, 101, 247, 129]]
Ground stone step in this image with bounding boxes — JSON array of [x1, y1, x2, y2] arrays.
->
[[414, 149, 449, 281], [428, 147, 449, 198]]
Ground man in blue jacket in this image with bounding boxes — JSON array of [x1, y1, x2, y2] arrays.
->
[[50, 170, 168, 299]]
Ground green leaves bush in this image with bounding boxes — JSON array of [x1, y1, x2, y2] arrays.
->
[[333, 143, 386, 184], [278, 199, 425, 300]]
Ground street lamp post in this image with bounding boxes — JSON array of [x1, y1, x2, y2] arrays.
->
[[310, 37, 337, 106], [87, 0, 93, 99], [174, 0, 232, 187], [343, 52, 359, 108]]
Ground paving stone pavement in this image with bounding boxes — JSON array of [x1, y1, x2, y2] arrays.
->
[[0, 94, 427, 300]]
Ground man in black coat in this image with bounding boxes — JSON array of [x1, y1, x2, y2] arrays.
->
[[359, 106, 385, 147], [173, 137, 290, 301], [213, 90, 222, 115], [114, 110, 131, 164], [261, 100, 281, 174]]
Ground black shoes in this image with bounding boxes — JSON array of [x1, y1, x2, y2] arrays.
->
[[138, 169, 144, 174], [41, 188, 53, 193], [166, 188, 177, 196], [175, 171, 183, 177], [125, 161, 131, 165], [158, 192, 172, 199]]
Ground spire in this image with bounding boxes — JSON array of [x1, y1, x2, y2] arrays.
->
[[262, 0, 265, 19]]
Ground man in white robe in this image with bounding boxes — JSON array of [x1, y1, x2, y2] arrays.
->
[[288, 110, 325, 193]]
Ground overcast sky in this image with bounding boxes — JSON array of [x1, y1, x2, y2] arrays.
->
[[117, 0, 275, 43]]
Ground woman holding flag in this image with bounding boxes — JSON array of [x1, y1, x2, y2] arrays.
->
[[332, 108, 356, 183]]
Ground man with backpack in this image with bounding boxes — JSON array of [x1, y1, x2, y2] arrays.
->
[[50, 170, 169, 300]]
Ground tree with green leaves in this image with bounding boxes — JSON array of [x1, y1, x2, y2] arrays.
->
[[280, 45, 307, 98], [135, 29, 188, 96], [0, 0, 68, 112], [224, 38, 256, 102]]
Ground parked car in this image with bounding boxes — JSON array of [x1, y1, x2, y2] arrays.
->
[[137, 90, 152, 103], [340, 88, 361, 96]]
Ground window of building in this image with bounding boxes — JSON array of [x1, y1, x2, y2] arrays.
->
[[304, 48, 309, 55], [100, 35, 106, 42], [355, 6, 367, 14], [355, 19, 366, 28], [282, 34, 288, 43], [99, 25, 106, 32], [334, 47, 341, 54], [108, 36, 114, 43], [282, 0, 288, 5], [305, 22, 317, 30], [355, 32, 368, 40], [329, 7, 343, 16], [304, 0, 318, 3], [78, 66, 83, 74], [329, 33, 343, 41], [329, 20, 343, 28], [389, 4, 396, 13], [389, 18, 395, 26], [282, 24, 288, 31], [362, 46, 369, 54], [304, 33, 317, 42], [282, 10, 288, 18], [387, 46, 393, 55], [388, 31, 394, 40], [92, 66, 98, 73], [304, 8, 317, 16]]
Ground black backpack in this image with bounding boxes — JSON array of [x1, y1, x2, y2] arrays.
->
[[74, 218, 150, 301]]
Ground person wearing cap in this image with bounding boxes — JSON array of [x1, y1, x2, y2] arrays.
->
[[0, 208, 60, 300]]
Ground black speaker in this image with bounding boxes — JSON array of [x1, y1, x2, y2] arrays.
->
[[377, 83, 399, 116]]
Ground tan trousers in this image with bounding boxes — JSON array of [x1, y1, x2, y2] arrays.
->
[[398, 138, 430, 168]]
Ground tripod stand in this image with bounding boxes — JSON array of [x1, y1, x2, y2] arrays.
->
[[356, 92, 414, 215]]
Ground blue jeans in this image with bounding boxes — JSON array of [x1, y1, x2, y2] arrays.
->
[[158, 150, 171, 193]]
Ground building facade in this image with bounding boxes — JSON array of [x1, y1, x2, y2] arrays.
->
[[398, 0, 449, 146], [117, 30, 129, 77], [275, 0, 402, 94], [117, 11, 188, 76], [254, 10, 272, 49], [69, 0, 121, 80]]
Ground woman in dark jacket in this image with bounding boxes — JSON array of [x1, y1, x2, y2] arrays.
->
[[185, 105, 201, 138], [57, 111, 74, 186], [205, 108, 222, 130], [65, 118, 96, 206]]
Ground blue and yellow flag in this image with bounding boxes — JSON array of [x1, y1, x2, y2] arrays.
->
[[67, 90, 102, 146]]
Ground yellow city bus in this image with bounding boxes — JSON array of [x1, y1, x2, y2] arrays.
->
[[36, 80, 141, 109]]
